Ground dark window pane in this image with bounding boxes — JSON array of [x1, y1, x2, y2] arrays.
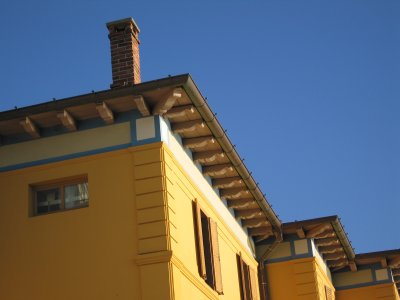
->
[[36, 188, 60, 214]]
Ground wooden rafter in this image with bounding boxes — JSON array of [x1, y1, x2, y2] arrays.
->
[[133, 95, 150, 116], [220, 187, 250, 199], [20, 117, 40, 138], [242, 218, 269, 228], [203, 164, 233, 177], [96, 102, 114, 124], [349, 261, 358, 272], [193, 150, 225, 164], [389, 256, 400, 268], [248, 227, 273, 237], [254, 234, 272, 243], [164, 104, 195, 119], [182, 136, 215, 149], [328, 259, 348, 268], [305, 223, 332, 239], [381, 258, 388, 268], [172, 120, 205, 134], [318, 245, 342, 254], [313, 230, 335, 239], [235, 209, 262, 219], [212, 176, 242, 188], [57, 110, 77, 131], [227, 198, 256, 209], [152, 88, 182, 115], [323, 252, 347, 261], [296, 227, 306, 239], [314, 238, 340, 247]]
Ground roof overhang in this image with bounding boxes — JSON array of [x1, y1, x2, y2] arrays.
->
[[283, 216, 356, 272], [0, 74, 282, 238]]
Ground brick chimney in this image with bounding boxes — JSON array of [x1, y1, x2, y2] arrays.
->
[[106, 18, 141, 88]]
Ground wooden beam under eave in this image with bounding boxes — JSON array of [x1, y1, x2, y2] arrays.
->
[[220, 187, 250, 199], [20, 117, 40, 138], [393, 269, 400, 276], [235, 208, 262, 219], [133, 95, 150, 116], [314, 238, 340, 247], [96, 102, 114, 124], [193, 150, 225, 164], [381, 258, 388, 268], [296, 227, 306, 239], [389, 256, 400, 268], [305, 223, 332, 239], [349, 261, 358, 272], [182, 136, 215, 149], [57, 110, 77, 131], [212, 176, 242, 188], [202, 164, 234, 177], [318, 245, 343, 254], [242, 218, 270, 228], [227, 198, 257, 209], [313, 230, 336, 239], [152, 88, 183, 115], [172, 120, 205, 134], [323, 252, 347, 261], [164, 104, 195, 119], [248, 227, 273, 237], [328, 259, 348, 268], [254, 234, 272, 243]]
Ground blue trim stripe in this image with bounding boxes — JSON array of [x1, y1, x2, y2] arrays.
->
[[0, 113, 164, 173], [265, 237, 313, 265], [0, 143, 132, 172]]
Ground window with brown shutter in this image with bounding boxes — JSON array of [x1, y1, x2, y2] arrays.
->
[[192, 200, 223, 294], [237, 253, 259, 300]]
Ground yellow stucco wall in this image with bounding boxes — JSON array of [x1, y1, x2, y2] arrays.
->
[[336, 283, 400, 300], [0, 141, 260, 300], [0, 146, 142, 300], [0, 142, 177, 300], [162, 145, 260, 300], [266, 257, 335, 300]]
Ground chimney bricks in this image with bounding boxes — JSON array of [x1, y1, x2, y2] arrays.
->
[[106, 18, 141, 88]]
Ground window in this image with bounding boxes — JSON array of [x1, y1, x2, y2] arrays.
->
[[32, 176, 89, 215], [192, 200, 223, 294], [237, 254, 259, 300]]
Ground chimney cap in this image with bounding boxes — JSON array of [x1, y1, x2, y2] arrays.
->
[[106, 17, 140, 33]]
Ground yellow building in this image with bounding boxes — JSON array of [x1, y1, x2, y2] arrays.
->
[[0, 18, 282, 300], [259, 216, 400, 300], [0, 17, 399, 300]]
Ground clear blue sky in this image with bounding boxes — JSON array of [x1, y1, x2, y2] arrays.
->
[[0, 0, 399, 253]]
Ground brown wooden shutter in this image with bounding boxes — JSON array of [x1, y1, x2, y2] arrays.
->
[[325, 286, 333, 300], [192, 200, 206, 278], [210, 219, 223, 294], [237, 254, 246, 300], [202, 215, 214, 287], [250, 267, 259, 300], [237, 253, 252, 300], [243, 262, 252, 300]]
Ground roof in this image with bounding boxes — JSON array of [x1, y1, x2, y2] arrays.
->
[[283, 216, 356, 272], [0, 73, 282, 240], [356, 250, 400, 292]]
